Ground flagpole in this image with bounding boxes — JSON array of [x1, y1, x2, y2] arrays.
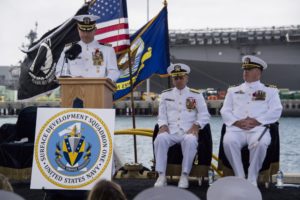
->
[[146, 0, 150, 95], [164, 0, 170, 89], [127, 51, 138, 163], [119, 0, 138, 164]]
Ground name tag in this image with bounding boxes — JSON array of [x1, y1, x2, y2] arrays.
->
[[165, 98, 175, 101], [234, 90, 245, 94]]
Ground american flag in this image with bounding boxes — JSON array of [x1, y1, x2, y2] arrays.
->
[[89, 0, 130, 53]]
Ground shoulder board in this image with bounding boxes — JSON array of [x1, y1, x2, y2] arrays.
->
[[190, 88, 200, 94], [265, 84, 277, 88], [162, 88, 172, 93], [98, 42, 112, 47]]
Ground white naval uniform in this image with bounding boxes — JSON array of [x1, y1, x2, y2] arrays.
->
[[56, 40, 120, 82], [220, 81, 282, 184], [154, 86, 210, 175]]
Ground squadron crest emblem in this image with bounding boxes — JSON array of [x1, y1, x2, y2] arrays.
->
[[55, 123, 91, 172], [33, 109, 113, 189]]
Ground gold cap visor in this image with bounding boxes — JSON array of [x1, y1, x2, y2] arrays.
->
[[78, 24, 96, 32]]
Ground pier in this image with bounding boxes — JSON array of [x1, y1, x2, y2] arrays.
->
[[0, 101, 60, 116], [0, 100, 299, 117]]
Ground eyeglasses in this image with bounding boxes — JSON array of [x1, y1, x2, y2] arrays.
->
[[173, 76, 184, 80]]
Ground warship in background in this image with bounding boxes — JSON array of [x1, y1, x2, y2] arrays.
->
[[139, 25, 300, 93], [1, 25, 300, 92], [0, 25, 299, 116]]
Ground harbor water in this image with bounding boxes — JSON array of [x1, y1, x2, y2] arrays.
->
[[1, 116, 299, 173]]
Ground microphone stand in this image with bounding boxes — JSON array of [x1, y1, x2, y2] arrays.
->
[[59, 55, 72, 78]]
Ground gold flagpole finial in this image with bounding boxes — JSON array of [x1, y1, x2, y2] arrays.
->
[[163, 0, 168, 6]]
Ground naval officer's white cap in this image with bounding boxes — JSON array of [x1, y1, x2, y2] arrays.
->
[[207, 176, 262, 200], [134, 186, 200, 200], [0, 190, 25, 200], [73, 14, 100, 31], [167, 63, 191, 76], [242, 55, 267, 70]]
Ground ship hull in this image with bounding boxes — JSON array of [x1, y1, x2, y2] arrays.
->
[[139, 43, 300, 93]]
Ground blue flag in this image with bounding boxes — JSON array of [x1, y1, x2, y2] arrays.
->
[[114, 6, 170, 101]]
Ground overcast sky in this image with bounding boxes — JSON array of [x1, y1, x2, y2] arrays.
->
[[0, 0, 299, 66]]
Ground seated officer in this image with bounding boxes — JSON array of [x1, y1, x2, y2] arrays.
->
[[56, 14, 120, 82], [154, 63, 210, 188], [220, 55, 283, 186]]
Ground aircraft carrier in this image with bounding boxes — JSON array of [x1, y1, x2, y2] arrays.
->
[[1, 25, 299, 93], [140, 25, 300, 93]]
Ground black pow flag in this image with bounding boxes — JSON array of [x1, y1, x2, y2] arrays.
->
[[18, 4, 88, 100]]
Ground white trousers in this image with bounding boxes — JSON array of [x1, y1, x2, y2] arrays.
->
[[154, 132, 198, 175], [223, 128, 271, 183]]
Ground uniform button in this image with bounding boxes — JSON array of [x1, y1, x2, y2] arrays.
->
[[179, 102, 182, 105], [85, 69, 88, 72], [177, 124, 180, 127], [178, 118, 180, 120]]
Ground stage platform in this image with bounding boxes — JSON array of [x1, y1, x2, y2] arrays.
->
[[13, 179, 300, 200]]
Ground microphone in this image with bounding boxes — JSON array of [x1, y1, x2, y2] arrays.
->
[[65, 43, 82, 60], [59, 43, 81, 77]]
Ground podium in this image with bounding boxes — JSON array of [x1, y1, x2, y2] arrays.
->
[[58, 78, 116, 108]]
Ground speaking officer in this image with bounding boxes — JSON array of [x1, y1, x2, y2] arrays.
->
[[220, 55, 283, 186], [154, 63, 210, 188], [56, 14, 120, 82]]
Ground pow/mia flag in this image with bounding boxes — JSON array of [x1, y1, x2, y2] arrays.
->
[[18, 4, 89, 100]]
